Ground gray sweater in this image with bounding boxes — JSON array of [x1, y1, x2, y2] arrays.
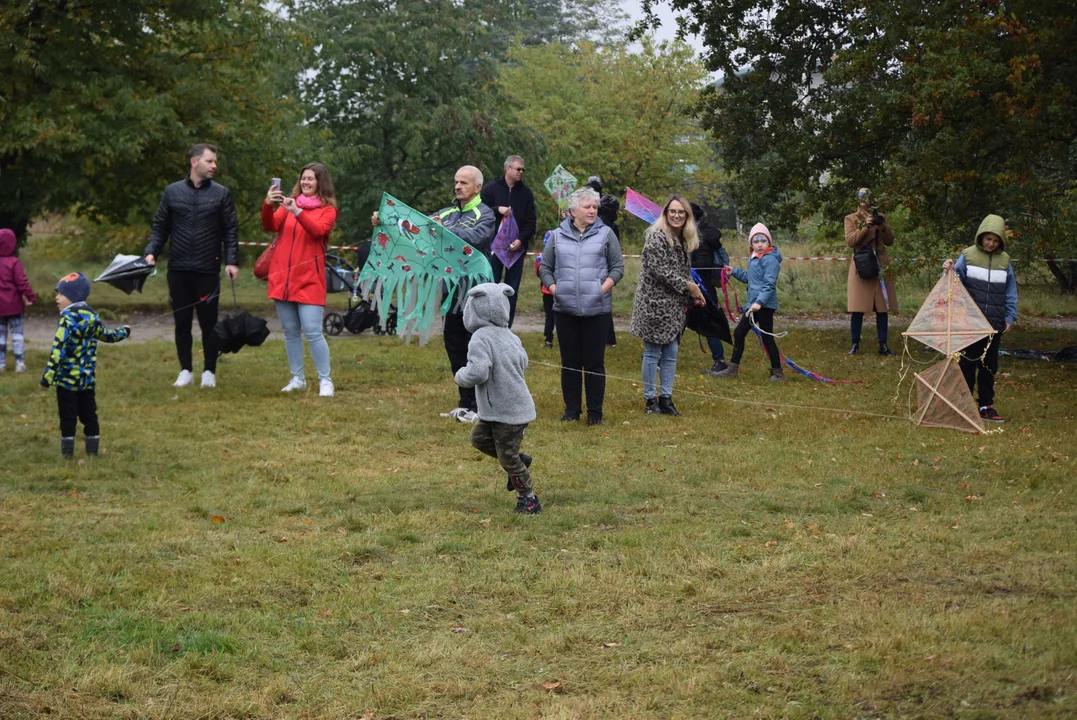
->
[[454, 283, 537, 425]]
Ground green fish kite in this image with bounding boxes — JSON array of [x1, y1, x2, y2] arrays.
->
[[358, 193, 493, 345]]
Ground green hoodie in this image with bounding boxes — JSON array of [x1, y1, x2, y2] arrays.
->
[[956, 214, 1017, 330]]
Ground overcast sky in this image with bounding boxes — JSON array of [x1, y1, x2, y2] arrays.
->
[[621, 0, 707, 57]]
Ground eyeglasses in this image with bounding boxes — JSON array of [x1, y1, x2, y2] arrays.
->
[[667, 210, 688, 217]]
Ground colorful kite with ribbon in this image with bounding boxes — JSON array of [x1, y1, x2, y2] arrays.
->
[[358, 193, 493, 345], [543, 165, 578, 210], [625, 187, 663, 225], [718, 268, 862, 384]]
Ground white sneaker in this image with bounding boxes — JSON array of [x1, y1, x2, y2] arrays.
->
[[173, 369, 194, 387], [281, 376, 307, 392], [451, 408, 479, 423], [319, 379, 334, 397], [15, 361, 27, 373], [200, 370, 216, 388], [440, 407, 467, 419]]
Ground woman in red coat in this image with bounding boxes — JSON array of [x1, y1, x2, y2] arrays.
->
[[263, 162, 339, 396]]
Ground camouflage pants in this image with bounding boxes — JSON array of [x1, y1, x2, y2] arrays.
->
[[470, 420, 531, 492]]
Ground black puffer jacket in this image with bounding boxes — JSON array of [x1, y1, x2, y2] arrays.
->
[[144, 177, 239, 273]]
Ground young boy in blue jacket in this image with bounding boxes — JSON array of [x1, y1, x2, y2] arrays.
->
[[39, 273, 131, 458], [942, 214, 1017, 422], [712, 223, 784, 382]]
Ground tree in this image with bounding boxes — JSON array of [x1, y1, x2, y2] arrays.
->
[[641, 0, 1077, 291], [291, 0, 531, 242], [0, 0, 311, 246], [499, 39, 724, 236]]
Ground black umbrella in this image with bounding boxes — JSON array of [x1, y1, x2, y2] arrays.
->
[[94, 254, 156, 294], [685, 296, 732, 344], [214, 280, 270, 355]]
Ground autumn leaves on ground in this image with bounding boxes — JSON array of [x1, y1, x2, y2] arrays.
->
[[1, 324, 1075, 719]]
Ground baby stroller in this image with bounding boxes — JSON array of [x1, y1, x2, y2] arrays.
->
[[322, 245, 397, 337]]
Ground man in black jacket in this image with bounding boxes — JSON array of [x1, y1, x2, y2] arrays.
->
[[144, 144, 239, 388], [690, 203, 729, 374], [480, 155, 536, 327]]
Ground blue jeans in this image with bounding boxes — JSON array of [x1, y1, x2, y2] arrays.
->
[[0, 314, 26, 365], [642, 338, 680, 400], [489, 254, 525, 327], [275, 301, 331, 381], [706, 336, 725, 363]]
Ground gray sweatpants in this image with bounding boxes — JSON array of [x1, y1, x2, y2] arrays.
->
[[470, 420, 531, 493]]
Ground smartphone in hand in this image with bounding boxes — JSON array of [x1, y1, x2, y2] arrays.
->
[[271, 177, 281, 189]]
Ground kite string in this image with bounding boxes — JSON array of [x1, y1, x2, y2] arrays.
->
[[526, 359, 904, 422], [101, 252, 327, 333]]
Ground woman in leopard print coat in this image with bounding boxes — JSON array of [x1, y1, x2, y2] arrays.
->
[[629, 194, 706, 416]]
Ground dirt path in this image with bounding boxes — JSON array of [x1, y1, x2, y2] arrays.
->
[[21, 311, 1077, 350]]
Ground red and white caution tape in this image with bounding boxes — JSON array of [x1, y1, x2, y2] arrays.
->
[[237, 241, 1074, 263]]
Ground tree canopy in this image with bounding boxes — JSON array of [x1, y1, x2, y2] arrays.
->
[[642, 0, 1077, 288], [0, 0, 311, 243], [500, 39, 723, 235]]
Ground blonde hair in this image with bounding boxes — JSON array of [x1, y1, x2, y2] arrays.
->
[[647, 194, 699, 252]]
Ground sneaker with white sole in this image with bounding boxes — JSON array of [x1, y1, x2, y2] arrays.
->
[[281, 376, 307, 392], [200, 370, 216, 388], [455, 409, 478, 423], [440, 407, 467, 419], [319, 379, 334, 397], [173, 369, 194, 387], [15, 361, 27, 373]]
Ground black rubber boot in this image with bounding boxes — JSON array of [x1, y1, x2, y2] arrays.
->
[[658, 396, 681, 416], [645, 397, 660, 414], [705, 359, 728, 375], [878, 343, 894, 356], [85, 436, 100, 456], [848, 343, 860, 355], [61, 437, 75, 459]]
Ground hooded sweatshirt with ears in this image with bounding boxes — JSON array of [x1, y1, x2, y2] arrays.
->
[[0, 229, 37, 317], [730, 223, 783, 311], [454, 282, 536, 425], [953, 214, 1018, 331]]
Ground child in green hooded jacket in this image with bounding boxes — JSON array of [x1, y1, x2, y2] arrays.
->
[[942, 214, 1018, 423]]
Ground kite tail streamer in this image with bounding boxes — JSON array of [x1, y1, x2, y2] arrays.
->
[[358, 193, 493, 345]]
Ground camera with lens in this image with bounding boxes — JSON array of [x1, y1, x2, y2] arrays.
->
[[870, 208, 885, 226]]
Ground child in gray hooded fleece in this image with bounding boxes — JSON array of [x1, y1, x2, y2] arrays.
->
[[455, 283, 541, 514]]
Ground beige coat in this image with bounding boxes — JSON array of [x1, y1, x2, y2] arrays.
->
[[845, 209, 898, 313]]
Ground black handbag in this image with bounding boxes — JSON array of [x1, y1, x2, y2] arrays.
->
[[853, 237, 881, 279]]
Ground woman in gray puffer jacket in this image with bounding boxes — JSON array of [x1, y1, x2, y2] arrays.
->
[[539, 188, 625, 425], [630, 194, 706, 416]]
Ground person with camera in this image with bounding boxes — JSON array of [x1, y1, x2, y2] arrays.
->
[[262, 162, 339, 397], [844, 187, 898, 355]]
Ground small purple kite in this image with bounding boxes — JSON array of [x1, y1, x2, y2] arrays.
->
[[625, 187, 663, 225], [490, 212, 525, 269]]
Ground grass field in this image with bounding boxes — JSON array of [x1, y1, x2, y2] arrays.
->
[[1, 318, 1075, 718]]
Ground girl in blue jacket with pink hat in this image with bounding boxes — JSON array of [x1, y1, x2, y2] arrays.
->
[[712, 223, 785, 382]]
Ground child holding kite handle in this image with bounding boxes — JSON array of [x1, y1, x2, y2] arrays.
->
[[39, 272, 131, 459], [941, 214, 1018, 423], [455, 283, 541, 514], [712, 223, 784, 382]]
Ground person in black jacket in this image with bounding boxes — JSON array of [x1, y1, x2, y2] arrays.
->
[[586, 176, 621, 346], [479, 155, 536, 327], [144, 144, 239, 388], [690, 203, 729, 374]]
